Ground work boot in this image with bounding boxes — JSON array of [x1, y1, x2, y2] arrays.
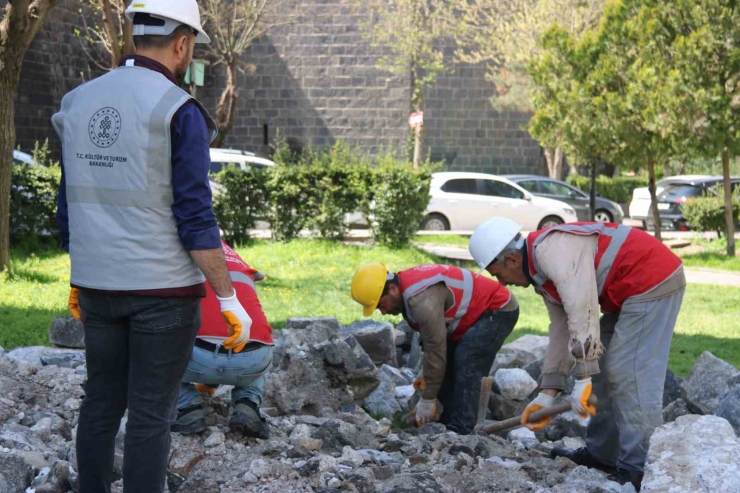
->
[[549, 447, 616, 474], [607, 468, 643, 491], [171, 404, 207, 434], [229, 399, 270, 439]]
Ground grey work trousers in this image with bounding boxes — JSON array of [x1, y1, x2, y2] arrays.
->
[[585, 287, 685, 473]]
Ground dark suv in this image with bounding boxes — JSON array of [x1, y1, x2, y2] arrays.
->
[[647, 176, 740, 230]]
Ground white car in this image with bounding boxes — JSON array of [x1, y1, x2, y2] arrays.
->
[[628, 175, 712, 226], [422, 172, 578, 231], [208, 148, 276, 196]]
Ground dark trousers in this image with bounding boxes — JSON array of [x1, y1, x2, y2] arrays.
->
[[438, 308, 519, 434], [76, 292, 201, 493]]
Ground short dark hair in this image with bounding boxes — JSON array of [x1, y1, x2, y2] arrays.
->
[[132, 13, 196, 51], [381, 273, 399, 296]]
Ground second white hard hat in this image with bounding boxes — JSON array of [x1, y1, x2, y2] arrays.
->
[[468, 217, 523, 273], [125, 0, 211, 44]]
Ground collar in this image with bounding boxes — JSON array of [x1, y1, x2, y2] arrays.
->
[[119, 55, 178, 85]]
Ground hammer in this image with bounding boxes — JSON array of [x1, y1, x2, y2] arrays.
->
[[475, 394, 598, 434]]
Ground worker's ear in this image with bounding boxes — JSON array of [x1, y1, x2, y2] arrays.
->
[[388, 283, 401, 297], [505, 253, 523, 269]]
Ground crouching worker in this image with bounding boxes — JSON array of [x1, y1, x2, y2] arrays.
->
[[172, 241, 274, 439], [351, 263, 519, 434]]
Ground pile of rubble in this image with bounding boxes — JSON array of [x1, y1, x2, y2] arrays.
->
[[0, 317, 737, 492]]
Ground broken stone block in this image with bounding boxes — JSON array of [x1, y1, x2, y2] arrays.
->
[[49, 317, 86, 349], [284, 317, 341, 331], [363, 371, 401, 419], [381, 364, 411, 386], [522, 358, 543, 383], [680, 351, 740, 414], [662, 398, 690, 423], [0, 450, 34, 493], [263, 322, 379, 415], [662, 369, 683, 409], [543, 411, 589, 441], [341, 320, 398, 367], [546, 466, 636, 493], [395, 385, 416, 412], [490, 335, 549, 374], [489, 392, 528, 421], [493, 368, 537, 401], [642, 415, 740, 492], [407, 332, 423, 373], [393, 329, 407, 346], [714, 386, 740, 436]]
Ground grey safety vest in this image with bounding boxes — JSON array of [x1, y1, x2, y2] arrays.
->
[[51, 66, 217, 290]]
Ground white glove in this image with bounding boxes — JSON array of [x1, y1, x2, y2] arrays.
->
[[415, 398, 437, 426], [571, 377, 597, 419], [521, 392, 556, 431], [217, 290, 252, 352]]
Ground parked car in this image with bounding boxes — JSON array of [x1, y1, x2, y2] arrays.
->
[[207, 148, 276, 196], [421, 172, 578, 231], [13, 150, 35, 166], [628, 175, 711, 226], [504, 174, 624, 223], [630, 176, 740, 230]]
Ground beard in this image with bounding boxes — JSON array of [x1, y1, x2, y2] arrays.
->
[[174, 43, 194, 86]]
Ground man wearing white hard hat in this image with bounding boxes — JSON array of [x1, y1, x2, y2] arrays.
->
[[53, 2, 251, 492], [468, 219, 685, 491]]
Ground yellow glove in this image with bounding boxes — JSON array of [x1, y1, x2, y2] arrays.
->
[[413, 375, 426, 392], [571, 377, 597, 419], [414, 398, 437, 426], [195, 383, 217, 395], [68, 288, 81, 322], [217, 290, 252, 353], [521, 392, 555, 431]]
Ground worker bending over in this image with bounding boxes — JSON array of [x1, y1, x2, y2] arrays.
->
[[351, 263, 519, 434], [469, 218, 685, 491], [172, 241, 273, 439]]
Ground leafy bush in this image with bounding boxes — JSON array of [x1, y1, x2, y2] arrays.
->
[[10, 140, 61, 245], [682, 197, 740, 237], [567, 176, 649, 204], [212, 165, 269, 245], [364, 152, 435, 248], [213, 140, 435, 247]]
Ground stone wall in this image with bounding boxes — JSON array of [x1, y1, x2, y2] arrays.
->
[[14, 0, 546, 175]]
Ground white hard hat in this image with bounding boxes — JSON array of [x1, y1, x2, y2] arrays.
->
[[126, 0, 211, 44], [468, 217, 524, 273]]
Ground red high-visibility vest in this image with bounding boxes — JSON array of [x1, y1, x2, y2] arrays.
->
[[198, 240, 274, 345], [526, 223, 682, 313], [398, 264, 511, 341]]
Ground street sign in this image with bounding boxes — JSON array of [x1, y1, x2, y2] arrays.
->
[[408, 111, 424, 128]]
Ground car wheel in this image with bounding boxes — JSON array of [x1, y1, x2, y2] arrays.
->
[[538, 215, 564, 230], [421, 213, 450, 231], [593, 209, 613, 223]]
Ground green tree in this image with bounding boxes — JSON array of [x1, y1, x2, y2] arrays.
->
[[448, 0, 606, 178], [356, 0, 449, 168]]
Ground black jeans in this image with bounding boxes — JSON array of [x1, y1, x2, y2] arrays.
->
[[438, 308, 519, 434], [76, 292, 201, 493]]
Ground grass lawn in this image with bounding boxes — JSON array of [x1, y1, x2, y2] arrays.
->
[[1, 240, 738, 376]]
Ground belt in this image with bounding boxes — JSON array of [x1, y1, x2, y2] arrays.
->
[[194, 338, 264, 354]]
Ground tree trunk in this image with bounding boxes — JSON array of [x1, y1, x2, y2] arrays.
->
[[101, 0, 122, 68], [0, 0, 57, 270], [212, 58, 239, 148], [612, 165, 621, 178], [410, 61, 423, 169], [647, 159, 662, 242], [0, 81, 15, 269], [722, 148, 735, 257], [544, 146, 563, 179]]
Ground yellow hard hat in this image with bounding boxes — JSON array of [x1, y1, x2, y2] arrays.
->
[[351, 263, 388, 317]]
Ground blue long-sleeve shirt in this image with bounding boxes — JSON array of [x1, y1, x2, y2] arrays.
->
[[57, 55, 221, 254]]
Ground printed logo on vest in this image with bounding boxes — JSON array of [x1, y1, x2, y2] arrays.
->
[[88, 107, 122, 148]]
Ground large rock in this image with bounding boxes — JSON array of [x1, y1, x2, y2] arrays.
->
[[5, 346, 86, 369], [680, 351, 740, 414], [546, 466, 636, 493], [407, 332, 423, 373], [489, 392, 528, 421], [492, 368, 537, 401], [490, 335, 549, 374], [341, 320, 398, 367], [0, 450, 35, 493], [662, 398, 690, 423], [662, 369, 683, 409], [363, 371, 401, 419], [263, 320, 380, 415], [642, 415, 740, 492], [544, 410, 590, 441], [48, 317, 85, 349], [714, 386, 740, 435], [395, 385, 416, 412], [284, 317, 341, 331], [381, 364, 411, 386]]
